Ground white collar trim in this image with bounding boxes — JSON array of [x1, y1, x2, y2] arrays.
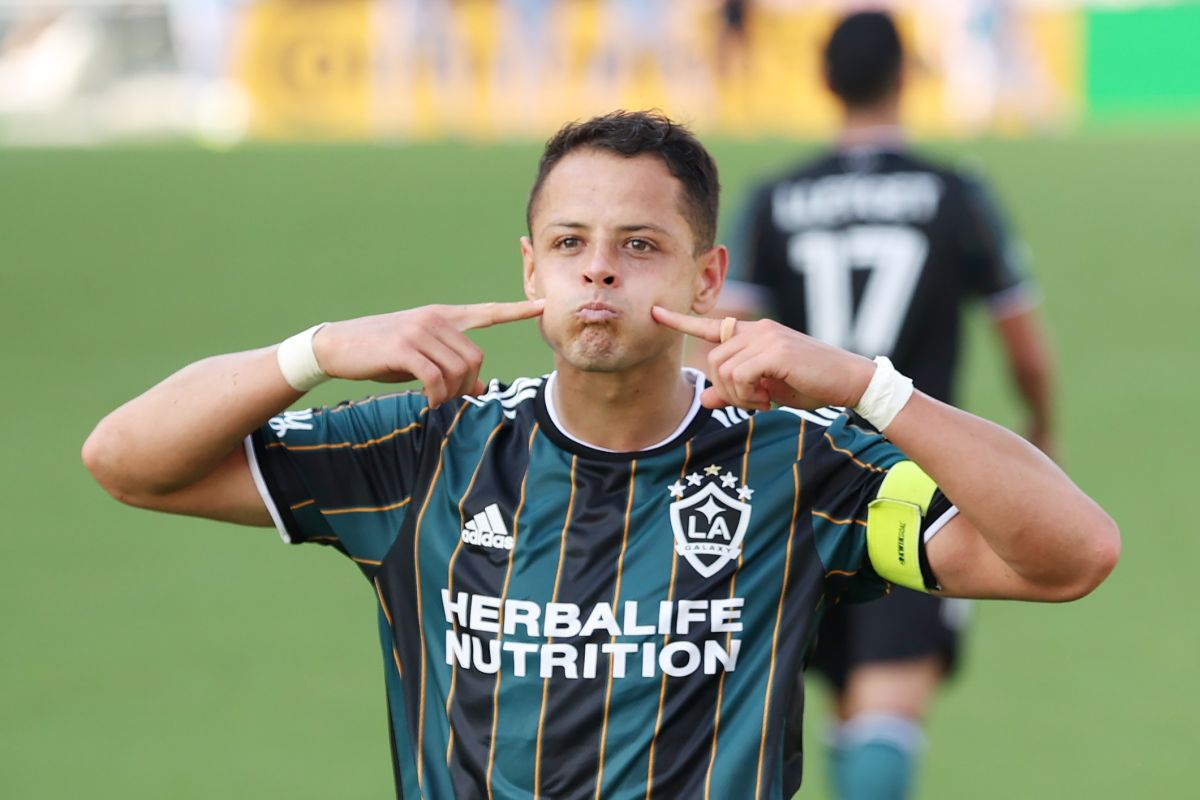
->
[[544, 368, 705, 453]]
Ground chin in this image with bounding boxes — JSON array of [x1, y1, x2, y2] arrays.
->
[[563, 327, 626, 371]]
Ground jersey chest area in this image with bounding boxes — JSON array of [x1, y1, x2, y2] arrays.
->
[[370, 411, 839, 799], [383, 420, 826, 678], [414, 426, 809, 599]]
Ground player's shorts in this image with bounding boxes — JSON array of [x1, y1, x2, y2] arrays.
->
[[806, 587, 971, 692]]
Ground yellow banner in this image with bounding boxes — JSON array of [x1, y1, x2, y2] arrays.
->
[[237, 0, 373, 138], [235, 0, 1081, 140]]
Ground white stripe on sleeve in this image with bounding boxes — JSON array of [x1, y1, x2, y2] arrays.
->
[[923, 505, 959, 543], [243, 435, 292, 544]]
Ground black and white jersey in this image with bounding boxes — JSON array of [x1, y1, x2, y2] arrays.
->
[[728, 148, 1034, 403]]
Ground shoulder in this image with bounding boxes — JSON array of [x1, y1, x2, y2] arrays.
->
[[300, 376, 546, 438], [745, 152, 841, 196], [708, 403, 855, 432], [776, 405, 903, 469], [926, 156, 1003, 209], [462, 375, 547, 420], [709, 403, 849, 443], [265, 391, 430, 441], [777, 152, 842, 185]]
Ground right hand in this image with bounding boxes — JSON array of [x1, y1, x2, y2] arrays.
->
[[651, 306, 875, 412], [311, 299, 545, 406]]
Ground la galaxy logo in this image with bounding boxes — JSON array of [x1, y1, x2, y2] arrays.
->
[[668, 465, 753, 578]]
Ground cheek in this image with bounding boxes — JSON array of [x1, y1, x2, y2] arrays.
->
[[538, 302, 571, 343], [540, 288, 572, 325], [534, 263, 570, 297], [628, 269, 694, 311]]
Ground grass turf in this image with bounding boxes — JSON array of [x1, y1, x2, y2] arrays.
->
[[1, 134, 1196, 798]]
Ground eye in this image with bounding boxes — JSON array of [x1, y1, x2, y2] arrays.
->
[[627, 238, 655, 253], [553, 236, 582, 251]]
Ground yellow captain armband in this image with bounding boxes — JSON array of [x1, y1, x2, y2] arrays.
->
[[866, 461, 939, 592]]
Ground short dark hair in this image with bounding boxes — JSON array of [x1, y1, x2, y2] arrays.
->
[[824, 12, 903, 108], [526, 110, 720, 253]]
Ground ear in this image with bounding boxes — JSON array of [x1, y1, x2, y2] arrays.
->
[[691, 245, 728, 316], [520, 236, 540, 300]]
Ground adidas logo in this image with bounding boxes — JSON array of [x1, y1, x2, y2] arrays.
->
[[461, 503, 513, 551], [267, 410, 314, 438]]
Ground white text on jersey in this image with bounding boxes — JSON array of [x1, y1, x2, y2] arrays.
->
[[442, 590, 743, 679]]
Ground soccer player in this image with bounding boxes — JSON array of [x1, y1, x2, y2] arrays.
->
[[82, 110, 1115, 799], [716, 13, 1057, 799]]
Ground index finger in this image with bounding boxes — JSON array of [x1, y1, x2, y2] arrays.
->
[[650, 305, 721, 343], [452, 298, 546, 331]]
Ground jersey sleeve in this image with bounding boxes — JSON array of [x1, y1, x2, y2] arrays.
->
[[803, 412, 952, 603], [956, 173, 1038, 319], [245, 392, 430, 565]]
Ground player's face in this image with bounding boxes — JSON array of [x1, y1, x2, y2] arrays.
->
[[522, 149, 726, 373]]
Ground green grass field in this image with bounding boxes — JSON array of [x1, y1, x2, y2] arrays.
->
[[2, 133, 1197, 798]]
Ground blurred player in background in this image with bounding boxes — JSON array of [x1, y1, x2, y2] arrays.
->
[[716, 12, 1056, 800], [716, 0, 751, 81]]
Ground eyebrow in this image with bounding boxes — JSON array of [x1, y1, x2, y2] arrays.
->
[[542, 220, 674, 236]]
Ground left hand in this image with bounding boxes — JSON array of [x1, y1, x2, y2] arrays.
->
[[651, 306, 875, 412]]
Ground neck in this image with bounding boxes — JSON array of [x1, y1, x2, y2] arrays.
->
[[549, 352, 696, 452], [840, 102, 903, 149]]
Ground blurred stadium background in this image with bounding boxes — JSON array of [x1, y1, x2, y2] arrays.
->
[[1, 0, 1197, 797]]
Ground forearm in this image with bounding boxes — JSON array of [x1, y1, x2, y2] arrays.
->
[[883, 392, 1117, 594], [83, 346, 301, 499], [1012, 355, 1053, 435], [84, 299, 543, 521], [652, 310, 1118, 600], [996, 309, 1055, 440]]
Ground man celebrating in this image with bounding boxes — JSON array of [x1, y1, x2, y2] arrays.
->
[[83, 111, 1117, 799]]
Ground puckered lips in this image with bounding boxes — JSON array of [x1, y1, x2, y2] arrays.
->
[[574, 300, 621, 323]]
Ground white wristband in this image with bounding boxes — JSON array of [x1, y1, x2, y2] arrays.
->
[[853, 356, 914, 432], [277, 323, 330, 392]]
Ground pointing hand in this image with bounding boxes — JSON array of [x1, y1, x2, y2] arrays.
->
[[651, 306, 874, 412], [313, 299, 545, 406]]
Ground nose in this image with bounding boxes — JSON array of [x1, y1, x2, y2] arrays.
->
[[582, 244, 619, 287]]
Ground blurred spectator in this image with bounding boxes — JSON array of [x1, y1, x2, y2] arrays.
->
[[920, 0, 1057, 131], [166, 0, 249, 141], [716, 0, 750, 81]]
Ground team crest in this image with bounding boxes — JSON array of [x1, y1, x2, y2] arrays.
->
[[668, 465, 754, 578]]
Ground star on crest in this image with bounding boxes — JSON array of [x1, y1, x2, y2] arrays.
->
[[668, 480, 686, 499], [696, 497, 724, 522], [720, 472, 737, 488], [736, 485, 755, 502], [704, 464, 722, 476], [686, 472, 703, 486]]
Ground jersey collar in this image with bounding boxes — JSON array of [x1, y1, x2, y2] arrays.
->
[[838, 124, 906, 154], [535, 368, 711, 461]]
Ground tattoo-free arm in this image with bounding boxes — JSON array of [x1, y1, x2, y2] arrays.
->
[[994, 307, 1056, 457], [883, 392, 1119, 601], [82, 300, 544, 525], [651, 306, 1120, 602], [82, 347, 299, 525]]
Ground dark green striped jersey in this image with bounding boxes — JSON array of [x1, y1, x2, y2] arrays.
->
[[246, 369, 945, 799]]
